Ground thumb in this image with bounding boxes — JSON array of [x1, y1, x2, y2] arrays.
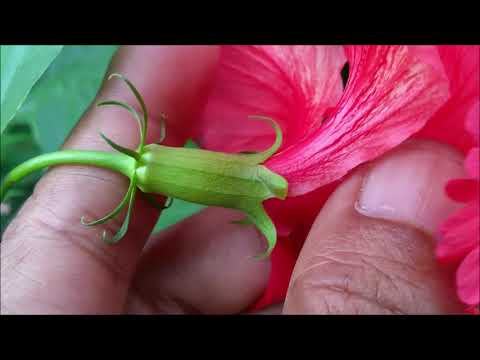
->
[[283, 140, 467, 314]]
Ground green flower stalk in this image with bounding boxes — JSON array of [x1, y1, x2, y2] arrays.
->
[[0, 74, 288, 258]]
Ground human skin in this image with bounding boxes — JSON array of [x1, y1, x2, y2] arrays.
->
[[0, 46, 466, 314]]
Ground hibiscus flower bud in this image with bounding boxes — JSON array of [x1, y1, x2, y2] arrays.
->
[[137, 143, 287, 207], [0, 74, 287, 258]]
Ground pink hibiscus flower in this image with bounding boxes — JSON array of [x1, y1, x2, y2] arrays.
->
[[193, 45, 478, 310], [437, 101, 479, 314], [419, 45, 479, 314]]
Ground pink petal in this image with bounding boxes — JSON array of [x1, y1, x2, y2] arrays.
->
[[417, 46, 480, 153], [267, 46, 449, 196], [465, 101, 479, 144], [465, 148, 480, 180], [409, 46, 447, 78], [195, 46, 346, 153], [445, 178, 479, 203], [457, 246, 480, 306], [437, 202, 480, 264]]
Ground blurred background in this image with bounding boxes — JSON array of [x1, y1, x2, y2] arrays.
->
[[1, 45, 204, 235]]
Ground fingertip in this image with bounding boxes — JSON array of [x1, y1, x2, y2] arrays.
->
[[355, 140, 466, 238], [128, 207, 271, 314], [284, 140, 466, 314]]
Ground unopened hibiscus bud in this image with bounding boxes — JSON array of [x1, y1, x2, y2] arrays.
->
[[137, 141, 287, 213], [0, 74, 287, 258]]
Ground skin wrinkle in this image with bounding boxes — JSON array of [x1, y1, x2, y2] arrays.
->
[[33, 169, 130, 211], [56, 171, 129, 189], [1, 226, 121, 314], [31, 185, 127, 238], [358, 258, 428, 312], [361, 257, 424, 292], [327, 285, 403, 314], [0, 222, 29, 262], [314, 228, 440, 312], [29, 212, 130, 287], [1, 247, 44, 302], [295, 273, 404, 314], [322, 293, 332, 314], [3, 194, 134, 291], [311, 248, 424, 274], [292, 257, 409, 314], [2, 222, 130, 314], [3, 290, 60, 315], [5, 247, 42, 286]]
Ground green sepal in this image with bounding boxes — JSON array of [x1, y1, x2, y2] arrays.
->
[[99, 132, 140, 160], [107, 73, 148, 149], [240, 116, 283, 165], [97, 100, 145, 149], [245, 205, 277, 259], [81, 179, 137, 226], [102, 186, 137, 244]]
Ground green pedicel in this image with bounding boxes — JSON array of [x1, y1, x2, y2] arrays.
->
[[0, 74, 288, 258]]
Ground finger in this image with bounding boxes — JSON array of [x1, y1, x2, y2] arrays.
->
[[1, 46, 219, 314], [284, 140, 467, 314], [125, 208, 271, 314]]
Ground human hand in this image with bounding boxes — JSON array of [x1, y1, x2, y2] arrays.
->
[[0, 46, 467, 314], [1, 46, 272, 314]]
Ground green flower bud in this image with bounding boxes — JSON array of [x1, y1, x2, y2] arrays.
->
[[0, 74, 288, 258], [137, 144, 287, 206], [135, 139, 287, 257]]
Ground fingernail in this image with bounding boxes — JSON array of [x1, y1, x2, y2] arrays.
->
[[355, 141, 466, 237]]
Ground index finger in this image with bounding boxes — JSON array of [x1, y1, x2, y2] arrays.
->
[[0, 46, 219, 314]]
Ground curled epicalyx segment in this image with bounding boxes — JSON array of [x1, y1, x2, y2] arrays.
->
[[78, 73, 166, 244]]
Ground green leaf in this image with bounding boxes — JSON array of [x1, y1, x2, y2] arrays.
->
[[13, 45, 118, 152], [1, 122, 42, 234], [1, 45, 63, 133]]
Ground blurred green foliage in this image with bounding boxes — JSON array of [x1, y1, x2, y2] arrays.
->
[[0, 121, 42, 232], [14, 45, 118, 152], [1, 45, 63, 132], [1, 45, 205, 236]]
